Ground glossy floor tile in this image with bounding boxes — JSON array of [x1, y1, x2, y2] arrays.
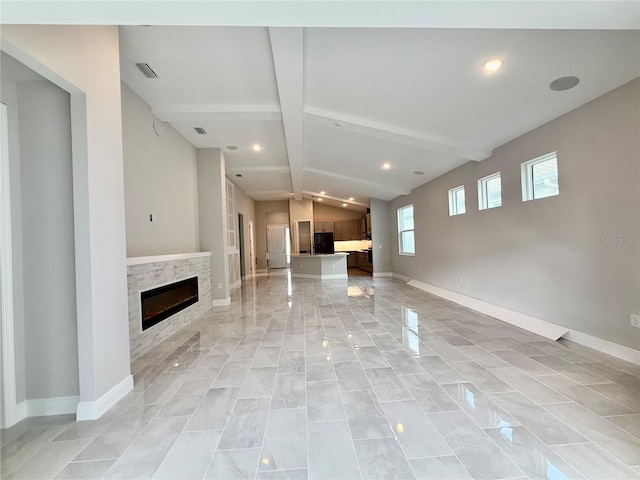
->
[[2, 273, 639, 479]]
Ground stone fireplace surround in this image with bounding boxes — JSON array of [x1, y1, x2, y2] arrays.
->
[[127, 252, 212, 361]]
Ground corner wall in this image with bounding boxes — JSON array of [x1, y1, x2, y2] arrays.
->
[[391, 79, 640, 350], [1, 25, 132, 412]]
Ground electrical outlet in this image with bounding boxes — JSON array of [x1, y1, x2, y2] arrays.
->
[[217, 283, 222, 290], [631, 314, 640, 328], [459, 276, 464, 284]]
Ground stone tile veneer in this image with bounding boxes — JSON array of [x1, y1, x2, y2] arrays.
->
[[127, 253, 212, 361]]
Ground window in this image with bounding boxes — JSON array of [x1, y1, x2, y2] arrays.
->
[[448, 185, 466, 216], [397, 204, 415, 255], [521, 152, 559, 201], [478, 172, 502, 210]]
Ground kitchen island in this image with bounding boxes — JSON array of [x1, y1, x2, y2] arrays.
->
[[290, 252, 349, 279]]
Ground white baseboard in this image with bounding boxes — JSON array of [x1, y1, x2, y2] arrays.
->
[[255, 269, 268, 274], [392, 272, 412, 282], [291, 273, 348, 280], [403, 276, 640, 365], [564, 330, 640, 366], [211, 297, 231, 306], [407, 279, 568, 341], [373, 272, 392, 277], [76, 374, 133, 421], [22, 395, 79, 417]]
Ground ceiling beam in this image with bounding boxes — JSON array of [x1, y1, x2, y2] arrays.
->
[[304, 167, 410, 197], [303, 190, 369, 208], [226, 166, 290, 174], [3, 1, 638, 30], [305, 108, 491, 161], [152, 105, 281, 122], [269, 27, 304, 201]]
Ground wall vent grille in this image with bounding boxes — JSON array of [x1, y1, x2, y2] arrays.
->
[[194, 127, 207, 135], [135, 62, 158, 78]]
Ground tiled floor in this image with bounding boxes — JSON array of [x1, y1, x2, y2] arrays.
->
[[2, 272, 640, 479]]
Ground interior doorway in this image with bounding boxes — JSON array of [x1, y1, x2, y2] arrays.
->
[[248, 221, 255, 277], [295, 219, 312, 254], [238, 213, 245, 279], [267, 224, 290, 269]]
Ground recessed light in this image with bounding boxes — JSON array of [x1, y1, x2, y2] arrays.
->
[[348, 197, 355, 201], [549, 76, 580, 91], [252, 144, 262, 152], [226, 145, 238, 150], [342, 203, 347, 207], [334, 122, 343, 127], [317, 198, 322, 202], [483, 59, 503, 72], [413, 170, 424, 175], [381, 162, 391, 170], [320, 191, 326, 195]]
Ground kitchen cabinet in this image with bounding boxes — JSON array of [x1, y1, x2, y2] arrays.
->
[[334, 221, 343, 241], [314, 220, 334, 233]]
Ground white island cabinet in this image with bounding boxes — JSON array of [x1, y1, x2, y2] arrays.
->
[[290, 253, 348, 279]]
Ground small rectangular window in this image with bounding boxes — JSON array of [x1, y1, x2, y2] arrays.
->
[[478, 172, 502, 210], [521, 152, 559, 201], [448, 185, 466, 216], [397, 205, 415, 255]]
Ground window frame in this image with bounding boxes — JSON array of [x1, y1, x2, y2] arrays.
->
[[397, 204, 415, 256], [448, 185, 466, 216], [521, 152, 559, 202], [477, 172, 502, 211]]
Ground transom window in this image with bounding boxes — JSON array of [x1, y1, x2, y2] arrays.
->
[[397, 205, 415, 256], [521, 152, 559, 201], [478, 172, 502, 210], [448, 185, 466, 216]]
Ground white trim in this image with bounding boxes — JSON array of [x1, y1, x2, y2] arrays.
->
[[0, 103, 19, 429], [291, 273, 348, 279], [76, 374, 133, 421], [127, 252, 211, 266], [392, 272, 412, 282], [407, 279, 568, 340], [563, 330, 640, 366], [255, 269, 268, 274], [211, 297, 231, 306], [18, 395, 79, 418], [373, 272, 392, 277]]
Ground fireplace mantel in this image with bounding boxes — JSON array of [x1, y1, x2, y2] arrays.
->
[[126, 252, 212, 361], [127, 251, 211, 266]]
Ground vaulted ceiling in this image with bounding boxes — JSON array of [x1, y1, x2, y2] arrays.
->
[[5, 1, 640, 211]]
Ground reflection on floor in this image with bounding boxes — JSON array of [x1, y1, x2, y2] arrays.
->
[[348, 267, 372, 277], [2, 274, 640, 479]]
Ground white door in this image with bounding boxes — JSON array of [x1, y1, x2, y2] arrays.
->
[[267, 224, 286, 269]]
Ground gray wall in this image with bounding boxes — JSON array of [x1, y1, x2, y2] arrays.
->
[[121, 83, 199, 257], [391, 79, 640, 350], [231, 181, 256, 277], [197, 148, 229, 301], [1, 52, 31, 406], [18, 79, 79, 399], [370, 198, 392, 274]]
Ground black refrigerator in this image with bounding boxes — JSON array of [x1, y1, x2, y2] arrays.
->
[[314, 232, 335, 254]]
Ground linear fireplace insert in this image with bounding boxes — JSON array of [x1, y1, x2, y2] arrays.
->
[[141, 276, 198, 331]]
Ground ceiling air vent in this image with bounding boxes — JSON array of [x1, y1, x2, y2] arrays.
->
[[135, 62, 158, 78], [194, 127, 207, 135]]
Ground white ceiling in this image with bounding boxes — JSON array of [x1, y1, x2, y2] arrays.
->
[[4, 1, 639, 209]]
